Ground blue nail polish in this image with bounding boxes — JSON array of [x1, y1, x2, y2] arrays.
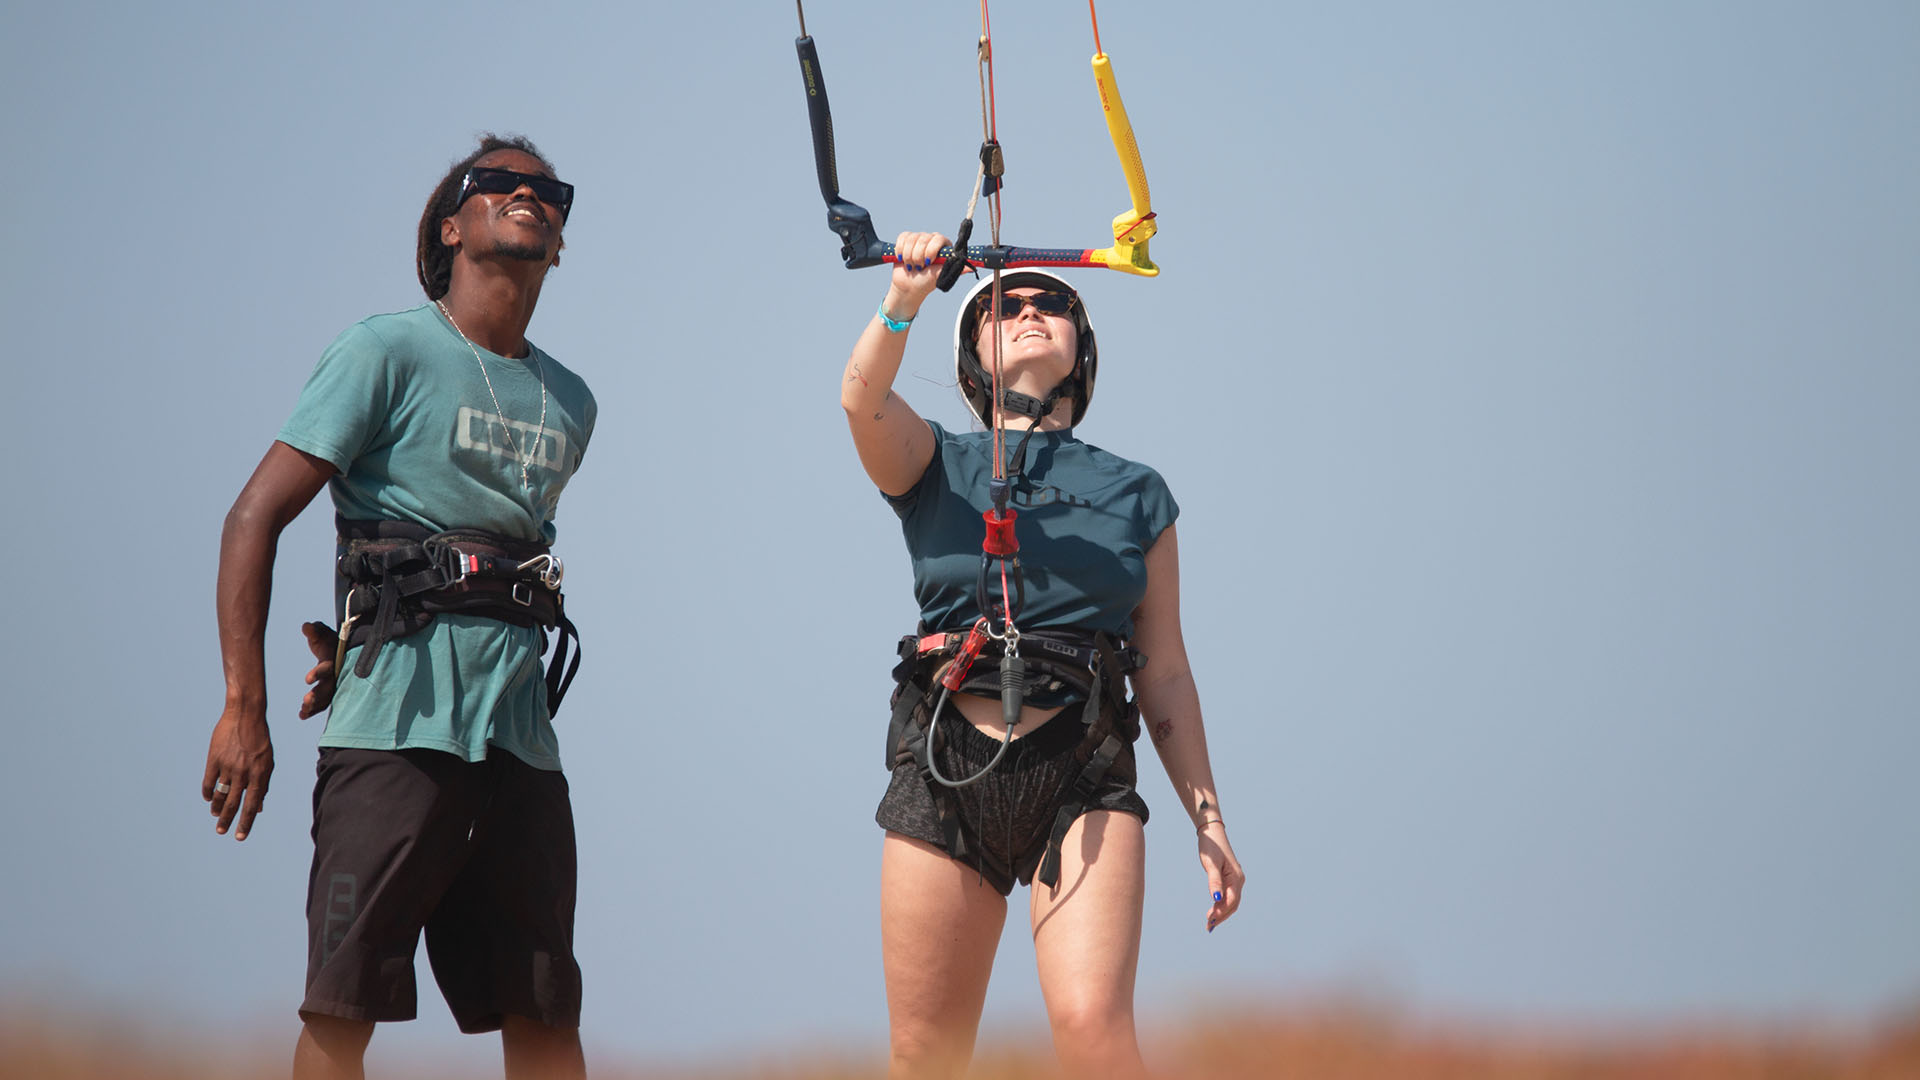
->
[[1213, 891, 1223, 903]]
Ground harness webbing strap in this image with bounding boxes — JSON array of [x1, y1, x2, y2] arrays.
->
[[544, 612, 582, 714], [1036, 733, 1123, 889], [887, 637, 928, 770]]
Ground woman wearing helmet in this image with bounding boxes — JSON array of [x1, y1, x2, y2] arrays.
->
[[843, 231, 1246, 1080]]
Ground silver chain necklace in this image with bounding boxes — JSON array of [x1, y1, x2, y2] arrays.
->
[[437, 299, 547, 490]]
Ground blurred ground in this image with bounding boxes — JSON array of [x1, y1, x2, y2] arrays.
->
[[5, 1002, 1917, 1079]]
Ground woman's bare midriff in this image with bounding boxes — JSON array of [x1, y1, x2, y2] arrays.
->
[[947, 692, 1067, 740]]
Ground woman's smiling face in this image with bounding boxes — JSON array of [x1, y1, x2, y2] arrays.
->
[[973, 287, 1079, 388]]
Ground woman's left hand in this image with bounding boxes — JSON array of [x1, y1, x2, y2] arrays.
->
[[1199, 822, 1245, 933]]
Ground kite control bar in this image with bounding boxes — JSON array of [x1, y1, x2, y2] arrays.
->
[[794, 7, 1158, 278]]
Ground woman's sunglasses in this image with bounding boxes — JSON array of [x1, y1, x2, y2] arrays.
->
[[457, 167, 574, 222], [975, 291, 1077, 322]]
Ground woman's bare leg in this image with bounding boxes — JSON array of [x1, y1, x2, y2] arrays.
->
[[1030, 810, 1151, 1080], [881, 832, 1008, 1079]]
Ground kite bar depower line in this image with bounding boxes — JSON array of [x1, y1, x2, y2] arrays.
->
[[793, 0, 1160, 283]]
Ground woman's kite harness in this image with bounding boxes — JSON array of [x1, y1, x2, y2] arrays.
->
[[330, 518, 582, 717], [887, 626, 1147, 890], [798, 3, 1163, 886]]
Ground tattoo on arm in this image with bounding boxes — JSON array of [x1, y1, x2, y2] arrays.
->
[[1153, 719, 1174, 743], [872, 390, 894, 422], [1197, 798, 1214, 814], [846, 364, 869, 388]]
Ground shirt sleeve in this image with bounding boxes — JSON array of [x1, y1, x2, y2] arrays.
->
[[1140, 465, 1180, 549], [882, 419, 947, 520], [578, 389, 598, 463], [275, 322, 396, 474]]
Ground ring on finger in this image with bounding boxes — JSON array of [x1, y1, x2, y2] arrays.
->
[[214, 780, 231, 795]]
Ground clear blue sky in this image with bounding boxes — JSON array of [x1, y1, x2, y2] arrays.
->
[[3, 0, 1916, 1073]]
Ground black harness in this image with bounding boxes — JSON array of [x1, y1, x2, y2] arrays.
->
[[886, 626, 1144, 889], [334, 517, 582, 716]]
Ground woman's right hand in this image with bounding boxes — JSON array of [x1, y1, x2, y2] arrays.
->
[[885, 231, 951, 322]]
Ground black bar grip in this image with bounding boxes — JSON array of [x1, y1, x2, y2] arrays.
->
[[876, 242, 1097, 270]]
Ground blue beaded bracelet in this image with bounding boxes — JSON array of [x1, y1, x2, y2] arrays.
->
[[877, 302, 913, 333]]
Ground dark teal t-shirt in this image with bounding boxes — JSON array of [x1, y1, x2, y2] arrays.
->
[[276, 304, 596, 770], [886, 421, 1178, 639]]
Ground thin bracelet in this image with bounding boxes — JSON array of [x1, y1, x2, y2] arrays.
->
[[1196, 817, 1225, 832], [877, 302, 913, 333]]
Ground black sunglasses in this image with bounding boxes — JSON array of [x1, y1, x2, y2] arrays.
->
[[974, 290, 1077, 322], [457, 167, 574, 221]]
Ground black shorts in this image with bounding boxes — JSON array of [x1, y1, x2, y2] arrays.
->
[[301, 747, 581, 1033], [875, 703, 1148, 896]]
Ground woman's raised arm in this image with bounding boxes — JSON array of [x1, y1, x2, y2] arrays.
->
[[843, 231, 948, 496]]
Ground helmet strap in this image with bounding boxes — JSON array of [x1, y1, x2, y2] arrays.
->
[[998, 384, 1076, 479], [996, 379, 1076, 422], [996, 386, 1053, 421]]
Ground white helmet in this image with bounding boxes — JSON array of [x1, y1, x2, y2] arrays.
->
[[952, 270, 1098, 427]]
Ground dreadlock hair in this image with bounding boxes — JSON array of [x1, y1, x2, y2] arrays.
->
[[415, 133, 558, 301]]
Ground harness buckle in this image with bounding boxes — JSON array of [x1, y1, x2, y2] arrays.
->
[[512, 582, 533, 606], [517, 552, 564, 589], [442, 547, 475, 586]]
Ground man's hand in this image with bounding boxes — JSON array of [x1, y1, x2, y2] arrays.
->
[[203, 707, 273, 840], [203, 442, 334, 843], [299, 621, 339, 720]]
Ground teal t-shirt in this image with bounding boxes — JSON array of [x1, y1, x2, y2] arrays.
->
[[886, 421, 1178, 639], [277, 303, 596, 770]]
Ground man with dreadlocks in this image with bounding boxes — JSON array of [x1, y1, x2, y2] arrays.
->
[[200, 134, 594, 1079]]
